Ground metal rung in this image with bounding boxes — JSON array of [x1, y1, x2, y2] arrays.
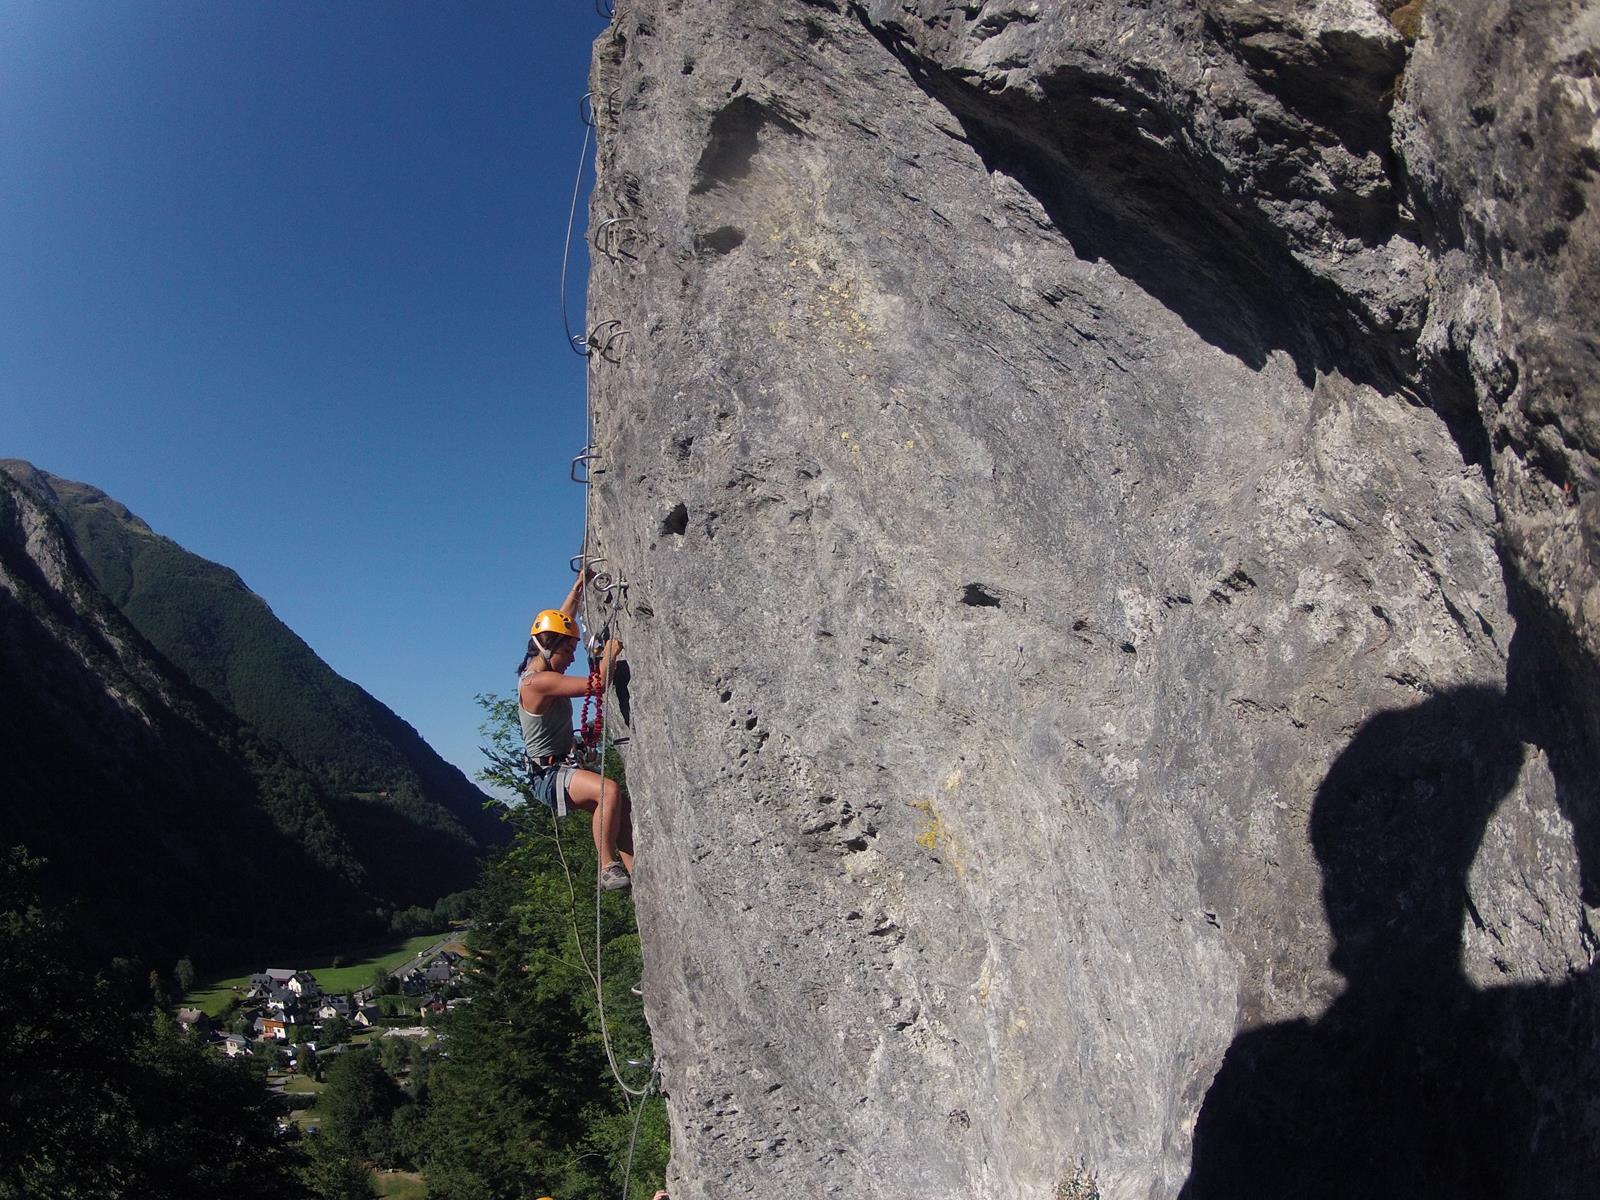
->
[[592, 215, 644, 264], [570, 447, 597, 483], [579, 88, 621, 129], [586, 320, 628, 362]]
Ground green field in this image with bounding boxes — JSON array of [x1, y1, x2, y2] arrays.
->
[[373, 1171, 426, 1199], [183, 932, 461, 1015]]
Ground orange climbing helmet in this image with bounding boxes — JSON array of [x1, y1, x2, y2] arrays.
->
[[530, 609, 579, 640]]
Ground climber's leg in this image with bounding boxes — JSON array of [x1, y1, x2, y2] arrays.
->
[[567, 768, 632, 875]]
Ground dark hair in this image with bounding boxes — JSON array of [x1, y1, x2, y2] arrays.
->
[[516, 632, 575, 676], [515, 636, 539, 677]]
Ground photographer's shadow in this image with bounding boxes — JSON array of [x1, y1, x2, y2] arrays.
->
[[1181, 678, 1600, 1199]]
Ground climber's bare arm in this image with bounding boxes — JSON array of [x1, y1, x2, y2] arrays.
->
[[519, 640, 622, 704], [560, 571, 585, 620]]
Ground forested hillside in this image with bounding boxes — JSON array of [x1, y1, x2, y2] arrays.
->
[[0, 468, 376, 966], [1, 459, 508, 906]]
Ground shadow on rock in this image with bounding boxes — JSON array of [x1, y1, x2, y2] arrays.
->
[[858, 22, 1394, 388], [1181, 658, 1600, 1199], [612, 658, 632, 728]]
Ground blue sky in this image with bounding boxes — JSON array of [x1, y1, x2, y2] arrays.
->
[[2, 1, 610, 786]]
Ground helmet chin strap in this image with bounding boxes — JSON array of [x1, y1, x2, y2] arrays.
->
[[533, 632, 573, 670]]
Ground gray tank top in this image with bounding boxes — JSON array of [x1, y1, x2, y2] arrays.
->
[[519, 674, 574, 763]]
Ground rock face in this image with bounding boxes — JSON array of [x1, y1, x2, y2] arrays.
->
[[581, 2, 1600, 1196]]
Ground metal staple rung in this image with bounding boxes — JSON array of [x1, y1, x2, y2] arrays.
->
[[596, 0, 615, 17], [570, 447, 598, 483], [585, 320, 629, 362], [592, 216, 644, 264], [579, 89, 621, 129]]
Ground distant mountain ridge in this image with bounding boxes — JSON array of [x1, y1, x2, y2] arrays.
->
[[0, 467, 373, 965], [0, 460, 508, 961]]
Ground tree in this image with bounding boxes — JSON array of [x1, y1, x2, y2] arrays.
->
[[0, 848, 304, 1200], [378, 1032, 409, 1077], [389, 1103, 427, 1171], [320, 1048, 405, 1164], [421, 705, 666, 1199], [173, 956, 197, 995], [254, 1039, 283, 1073], [320, 1016, 353, 1046], [298, 1135, 376, 1200]]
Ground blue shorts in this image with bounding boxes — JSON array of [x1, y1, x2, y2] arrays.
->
[[530, 762, 576, 817]]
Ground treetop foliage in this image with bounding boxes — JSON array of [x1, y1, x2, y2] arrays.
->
[[421, 699, 667, 1200]]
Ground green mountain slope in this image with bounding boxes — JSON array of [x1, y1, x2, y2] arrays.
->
[[0, 469, 378, 966], [0, 460, 508, 908]]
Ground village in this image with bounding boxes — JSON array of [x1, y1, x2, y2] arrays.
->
[[175, 947, 467, 1077]]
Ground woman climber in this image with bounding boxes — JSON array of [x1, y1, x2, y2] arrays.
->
[[518, 570, 632, 891]]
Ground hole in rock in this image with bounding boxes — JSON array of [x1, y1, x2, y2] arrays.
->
[[696, 225, 747, 255], [961, 583, 1002, 607], [660, 502, 689, 537]]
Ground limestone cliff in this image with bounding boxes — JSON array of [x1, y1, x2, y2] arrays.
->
[[580, 2, 1600, 1195]]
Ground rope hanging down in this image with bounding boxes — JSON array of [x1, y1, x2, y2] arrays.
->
[[560, 92, 629, 360], [547, 13, 655, 1192], [541, 554, 649, 1102], [559, 93, 595, 356]]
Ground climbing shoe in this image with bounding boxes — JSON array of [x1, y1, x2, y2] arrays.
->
[[599, 863, 632, 892]]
